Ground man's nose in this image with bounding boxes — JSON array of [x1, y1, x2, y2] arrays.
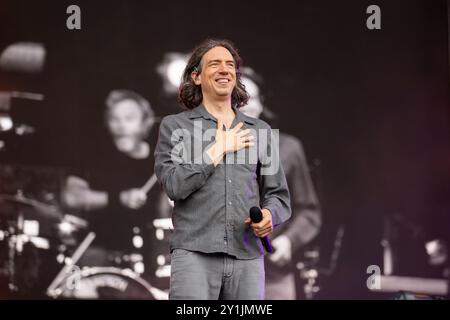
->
[[218, 63, 230, 73]]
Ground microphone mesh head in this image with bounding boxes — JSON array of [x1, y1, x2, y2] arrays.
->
[[249, 206, 263, 223]]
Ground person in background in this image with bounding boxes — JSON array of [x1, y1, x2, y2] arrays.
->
[[63, 89, 168, 276], [240, 68, 322, 300]]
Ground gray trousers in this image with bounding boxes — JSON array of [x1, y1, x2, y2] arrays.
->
[[169, 249, 265, 300]]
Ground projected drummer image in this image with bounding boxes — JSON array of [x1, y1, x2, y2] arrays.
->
[[57, 90, 171, 299], [0, 89, 172, 299]]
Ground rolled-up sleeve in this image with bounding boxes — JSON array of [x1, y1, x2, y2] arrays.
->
[[258, 125, 292, 226], [154, 115, 216, 201]]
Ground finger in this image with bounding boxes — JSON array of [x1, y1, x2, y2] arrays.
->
[[243, 142, 255, 147], [250, 223, 261, 230], [239, 135, 254, 142], [236, 129, 251, 137], [254, 228, 272, 238], [244, 135, 255, 141], [259, 228, 273, 237], [259, 230, 273, 238], [258, 223, 273, 232], [253, 219, 269, 230], [251, 222, 265, 230], [262, 219, 272, 229], [260, 216, 272, 227], [254, 222, 272, 233], [139, 192, 147, 201], [244, 217, 252, 224], [127, 202, 137, 209], [231, 122, 244, 132], [135, 201, 144, 209], [255, 226, 272, 236], [135, 203, 145, 209], [132, 196, 144, 205]]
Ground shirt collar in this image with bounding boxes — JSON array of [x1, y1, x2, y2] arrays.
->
[[188, 104, 256, 125]]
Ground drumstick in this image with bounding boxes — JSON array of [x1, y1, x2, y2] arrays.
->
[[46, 232, 96, 298], [140, 173, 157, 194]]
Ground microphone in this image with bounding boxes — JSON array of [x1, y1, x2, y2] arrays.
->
[[249, 206, 273, 253]]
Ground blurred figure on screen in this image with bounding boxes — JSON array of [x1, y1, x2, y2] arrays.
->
[[62, 89, 170, 276], [240, 68, 322, 300]]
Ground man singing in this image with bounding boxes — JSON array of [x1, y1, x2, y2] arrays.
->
[[154, 39, 291, 300]]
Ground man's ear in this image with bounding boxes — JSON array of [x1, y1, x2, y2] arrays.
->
[[191, 71, 201, 85]]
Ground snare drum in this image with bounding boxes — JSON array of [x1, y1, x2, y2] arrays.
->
[[53, 267, 168, 300]]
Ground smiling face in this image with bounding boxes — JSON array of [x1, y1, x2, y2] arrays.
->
[[192, 46, 237, 102]]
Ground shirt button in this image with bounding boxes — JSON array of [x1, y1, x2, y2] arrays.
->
[[228, 179, 232, 183], [228, 201, 232, 205]]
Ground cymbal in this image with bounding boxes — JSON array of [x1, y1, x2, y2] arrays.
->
[[0, 193, 63, 222]]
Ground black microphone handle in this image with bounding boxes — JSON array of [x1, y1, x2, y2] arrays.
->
[[249, 206, 274, 253], [261, 235, 274, 253]]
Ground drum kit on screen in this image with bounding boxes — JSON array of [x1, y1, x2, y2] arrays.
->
[[0, 177, 169, 300], [0, 43, 172, 299]]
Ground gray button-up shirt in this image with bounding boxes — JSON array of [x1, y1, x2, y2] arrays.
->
[[154, 104, 291, 259]]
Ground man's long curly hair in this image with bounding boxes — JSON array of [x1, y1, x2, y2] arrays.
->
[[178, 39, 249, 110]]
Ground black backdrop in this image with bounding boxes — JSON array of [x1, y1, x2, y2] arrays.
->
[[0, 0, 449, 298]]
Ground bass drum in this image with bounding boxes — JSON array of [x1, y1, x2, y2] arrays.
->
[[56, 267, 168, 300]]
